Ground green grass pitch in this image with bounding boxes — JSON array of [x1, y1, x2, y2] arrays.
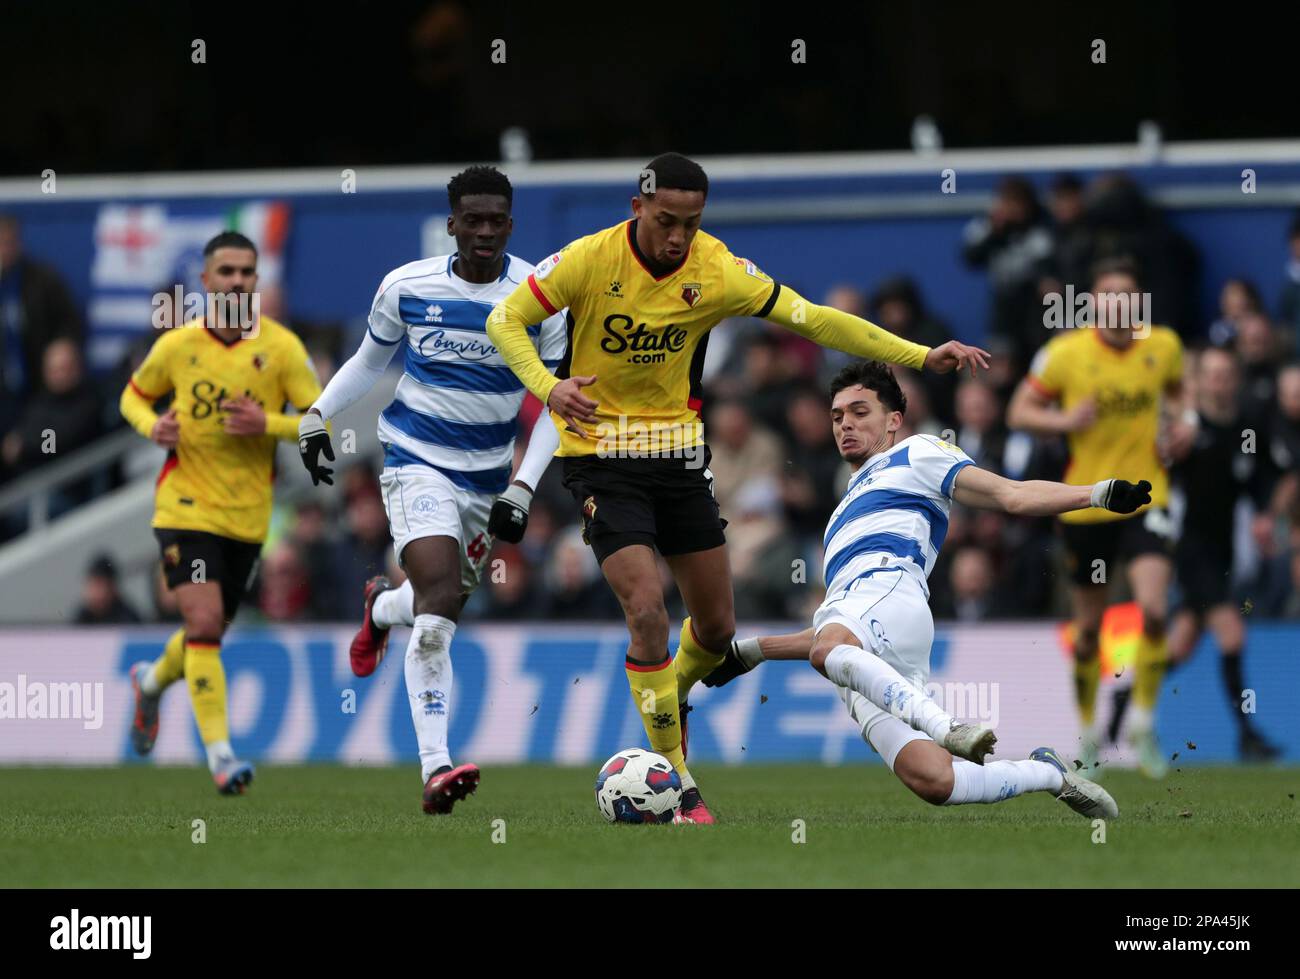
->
[[2, 764, 1297, 887]]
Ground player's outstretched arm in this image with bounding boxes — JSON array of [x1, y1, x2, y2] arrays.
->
[[951, 463, 1151, 517], [702, 627, 814, 687], [486, 300, 558, 403], [488, 411, 561, 543], [295, 331, 394, 485], [752, 627, 815, 661], [761, 285, 990, 376]]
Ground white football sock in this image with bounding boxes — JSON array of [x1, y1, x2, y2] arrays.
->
[[822, 644, 954, 742], [140, 663, 162, 697], [404, 613, 456, 782], [944, 758, 1064, 805], [205, 739, 234, 773], [372, 579, 415, 629]]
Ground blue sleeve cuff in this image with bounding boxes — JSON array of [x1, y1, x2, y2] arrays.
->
[[941, 459, 974, 499]]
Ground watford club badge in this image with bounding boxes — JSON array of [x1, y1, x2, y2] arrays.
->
[[163, 543, 181, 568], [252, 353, 267, 371], [583, 495, 597, 521], [681, 282, 702, 308]]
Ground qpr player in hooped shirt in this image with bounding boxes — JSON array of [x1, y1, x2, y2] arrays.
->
[[296, 165, 566, 816]]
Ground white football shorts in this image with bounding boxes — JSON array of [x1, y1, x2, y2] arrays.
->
[[812, 566, 937, 770], [378, 463, 494, 593]]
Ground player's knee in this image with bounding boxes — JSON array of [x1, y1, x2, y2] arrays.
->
[[413, 583, 460, 620], [624, 599, 669, 646], [185, 608, 223, 640], [808, 639, 837, 676], [899, 757, 953, 806], [690, 614, 734, 653]]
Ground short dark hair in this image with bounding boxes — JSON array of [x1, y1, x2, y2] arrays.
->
[[828, 361, 907, 415], [640, 152, 708, 198], [203, 231, 258, 257], [448, 165, 513, 210], [1090, 254, 1141, 289]]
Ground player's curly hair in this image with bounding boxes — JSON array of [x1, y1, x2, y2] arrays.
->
[[448, 165, 513, 210], [828, 361, 907, 415], [640, 152, 708, 198]]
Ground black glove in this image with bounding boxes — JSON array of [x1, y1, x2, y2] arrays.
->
[[1091, 478, 1152, 514], [487, 484, 533, 543], [297, 412, 335, 486]]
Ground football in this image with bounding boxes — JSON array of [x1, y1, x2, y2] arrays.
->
[[594, 749, 683, 823]]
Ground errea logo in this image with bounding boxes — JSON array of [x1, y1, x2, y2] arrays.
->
[[425, 304, 444, 323]]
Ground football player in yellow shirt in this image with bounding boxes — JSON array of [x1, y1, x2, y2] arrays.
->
[[487, 153, 989, 822], [1007, 256, 1196, 777], [120, 231, 322, 794]]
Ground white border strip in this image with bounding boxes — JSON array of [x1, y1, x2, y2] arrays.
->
[[5, 139, 1300, 203]]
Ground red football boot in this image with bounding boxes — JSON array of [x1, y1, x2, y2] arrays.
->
[[349, 576, 392, 678], [422, 763, 481, 815], [672, 786, 716, 824]]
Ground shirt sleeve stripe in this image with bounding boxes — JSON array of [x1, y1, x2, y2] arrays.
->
[[367, 325, 402, 346], [527, 274, 559, 316], [1026, 375, 1058, 398], [757, 282, 782, 319], [129, 378, 161, 401], [941, 459, 974, 499]]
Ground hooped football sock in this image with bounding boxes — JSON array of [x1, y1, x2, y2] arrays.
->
[[1132, 630, 1168, 711], [673, 617, 728, 703], [405, 614, 456, 782], [183, 638, 229, 765], [944, 758, 1064, 805], [373, 579, 415, 630], [626, 652, 686, 774], [144, 627, 186, 695], [1073, 653, 1101, 728], [822, 644, 955, 742]]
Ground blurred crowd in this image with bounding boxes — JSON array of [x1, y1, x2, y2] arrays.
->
[[9, 175, 1300, 627]]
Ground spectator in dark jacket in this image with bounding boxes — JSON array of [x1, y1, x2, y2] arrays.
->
[[3, 338, 102, 482], [1043, 172, 1092, 294], [0, 215, 85, 430], [74, 554, 142, 624], [1078, 174, 1201, 340], [870, 276, 958, 426], [962, 175, 1055, 374]]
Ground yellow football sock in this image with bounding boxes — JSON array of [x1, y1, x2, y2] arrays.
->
[[673, 617, 727, 704], [626, 655, 685, 774], [150, 628, 187, 692], [1073, 654, 1100, 728], [1132, 630, 1168, 711], [184, 639, 229, 746]]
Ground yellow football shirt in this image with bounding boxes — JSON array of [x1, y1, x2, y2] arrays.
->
[[122, 316, 322, 543], [488, 219, 930, 457], [1028, 326, 1183, 524]]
